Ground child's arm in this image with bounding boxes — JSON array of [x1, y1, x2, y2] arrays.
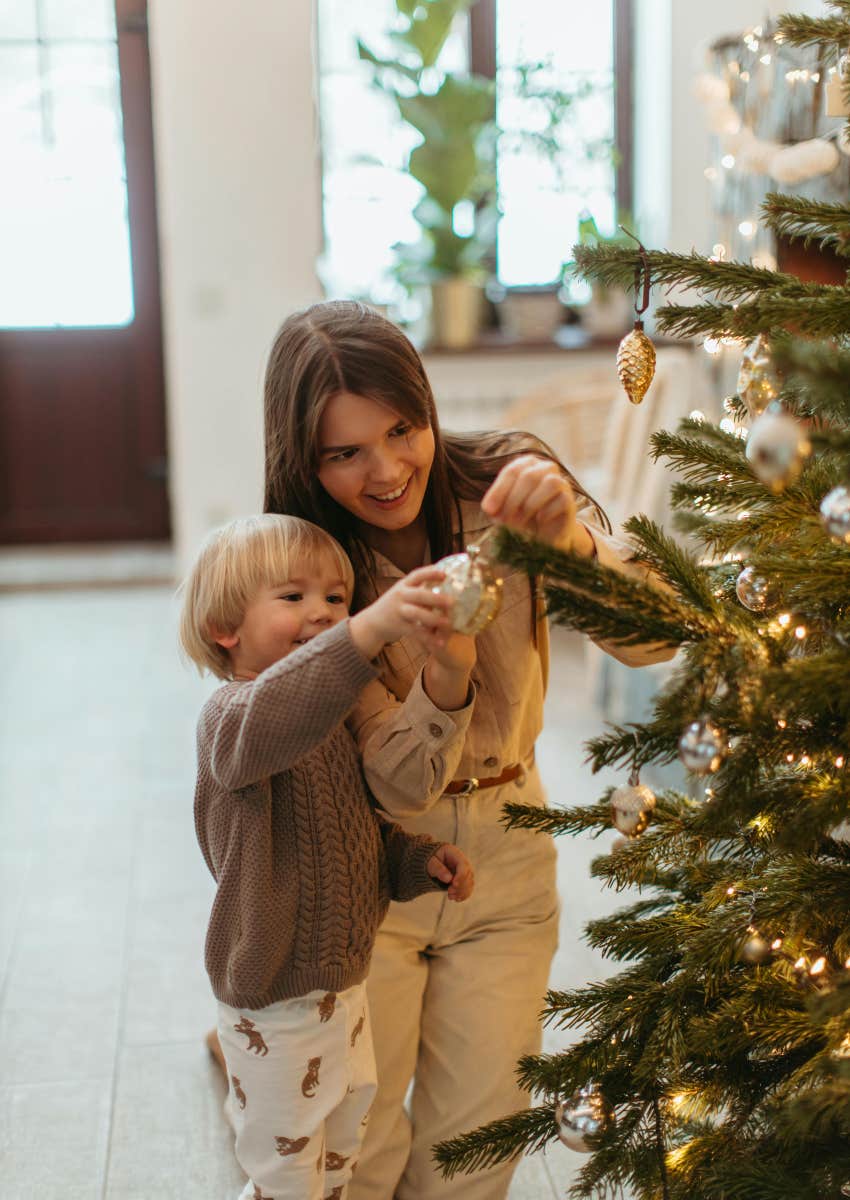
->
[[375, 814, 474, 903], [347, 632, 477, 819], [204, 569, 456, 791], [203, 621, 379, 791]]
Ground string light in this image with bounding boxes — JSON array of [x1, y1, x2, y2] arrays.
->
[[777, 613, 792, 628], [810, 956, 827, 975], [771, 938, 783, 950], [836, 756, 845, 769], [794, 625, 807, 639], [726, 886, 736, 896], [721, 154, 736, 169], [704, 337, 722, 355], [777, 719, 787, 729]]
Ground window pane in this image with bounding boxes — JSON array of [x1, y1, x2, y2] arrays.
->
[[0, 27, 134, 328], [0, 0, 37, 38], [42, 0, 116, 40], [496, 0, 616, 286]]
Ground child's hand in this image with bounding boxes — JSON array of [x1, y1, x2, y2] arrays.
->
[[481, 454, 595, 557], [427, 844, 474, 902], [349, 566, 453, 659], [412, 629, 477, 674]]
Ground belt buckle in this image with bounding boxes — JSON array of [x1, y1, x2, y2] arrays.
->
[[456, 777, 479, 795]]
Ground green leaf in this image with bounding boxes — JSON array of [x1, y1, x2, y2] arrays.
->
[[408, 139, 478, 213], [393, 0, 476, 68]]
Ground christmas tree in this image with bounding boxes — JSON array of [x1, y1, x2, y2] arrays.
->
[[435, 6, 850, 1198]]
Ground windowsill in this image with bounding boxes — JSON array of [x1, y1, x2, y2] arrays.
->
[[420, 325, 685, 356]]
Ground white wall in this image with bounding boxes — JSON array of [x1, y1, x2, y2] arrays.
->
[[149, 0, 828, 568], [148, 0, 323, 569], [635, 0, 829, 253]]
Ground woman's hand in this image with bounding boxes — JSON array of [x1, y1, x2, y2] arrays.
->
[[349, 566, 453, 659], [481, 454, 595, 556], [427, 844, 474, 901]]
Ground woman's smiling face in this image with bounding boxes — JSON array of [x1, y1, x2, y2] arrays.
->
[[316, 392, 436, 532]]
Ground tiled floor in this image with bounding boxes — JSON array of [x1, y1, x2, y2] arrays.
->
[[0, 584, 641, 1200]]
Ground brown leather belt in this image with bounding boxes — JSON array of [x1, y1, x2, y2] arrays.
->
[[444, 762, 525, 796]]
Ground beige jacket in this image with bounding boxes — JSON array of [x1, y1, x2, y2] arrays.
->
[[347, 500, 674, 818]]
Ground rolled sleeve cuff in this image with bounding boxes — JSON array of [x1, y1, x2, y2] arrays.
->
[[405, 669, 476, 747]]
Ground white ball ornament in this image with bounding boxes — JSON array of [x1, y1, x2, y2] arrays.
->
[[610, 777, 657, 836], [820, 486, 850, 544], [769, 138, 840, 184], [745, 404, 811, 493], [678, 719, 726, 775], [555, 1084, 614, 1152], [738, 931, 772, 964]]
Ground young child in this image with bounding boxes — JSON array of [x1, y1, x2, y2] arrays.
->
[[179, 513, 474, 1200]]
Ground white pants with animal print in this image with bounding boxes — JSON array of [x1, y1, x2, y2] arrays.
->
[[216, 983, 376, 1200]]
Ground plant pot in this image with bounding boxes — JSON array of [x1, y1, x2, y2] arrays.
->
[[580, 286, 634, 338], [429, 278, 484, 349], [498, 285, 565, 341]]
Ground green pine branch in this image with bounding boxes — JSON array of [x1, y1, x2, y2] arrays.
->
[[762, 192, 850, 260], [775, 11, 850, 50]]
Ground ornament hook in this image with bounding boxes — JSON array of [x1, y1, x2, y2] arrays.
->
[[618, 225, 652, 320]]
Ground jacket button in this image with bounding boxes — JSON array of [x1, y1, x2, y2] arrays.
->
[[484, 756, 498, 769], [428, 723, 443, 738]]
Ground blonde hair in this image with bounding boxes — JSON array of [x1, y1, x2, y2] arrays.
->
[[178, 514, 354, 680]]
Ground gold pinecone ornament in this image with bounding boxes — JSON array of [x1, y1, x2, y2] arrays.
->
[[616, 319, 656, 405]]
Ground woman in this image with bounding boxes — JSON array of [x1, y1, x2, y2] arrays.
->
[[254, 300, 672, 1198]]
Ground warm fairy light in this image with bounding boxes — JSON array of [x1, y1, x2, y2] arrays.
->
[[704, 337, 721, 355], [777, 719, 787, 729], [704, 166, 718, 181], [795, 956, 807, 970], [721, 154, 736, 169], [726, 886, 736, 896], [760, 53, 772, 65], [670, 1092, 687, 1109], [786, 753, 795, 763], [778, 613, 792, 628], [738, 220, 756, 237], [711, 243, 727, 260], [836, 756, 845, 769], [845, 957, 850, 969], [812, 71, 820, 82], [800, 755, 811, 767], [705, 787, 715, 798], [737, 511, 750, 521], [689, 409, 706, 423], [720, 417, 736, 434], [810, 957, 827, 976], [794, 626, 807, 639], [771, 938, 783, 950]]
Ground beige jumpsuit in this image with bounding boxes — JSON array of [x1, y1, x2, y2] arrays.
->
[[347, 500, 670, 1200]]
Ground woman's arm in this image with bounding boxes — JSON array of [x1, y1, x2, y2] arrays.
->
[[347, 670, 476, 819]]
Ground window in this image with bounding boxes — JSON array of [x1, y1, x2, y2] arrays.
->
[[317, 0, 630, 302], [0, 0, 134, 328]]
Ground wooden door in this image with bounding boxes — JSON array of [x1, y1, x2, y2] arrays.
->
[[0, 0, 169, 543]]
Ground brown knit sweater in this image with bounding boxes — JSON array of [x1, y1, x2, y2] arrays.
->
[[194, 620, 443, 1009]]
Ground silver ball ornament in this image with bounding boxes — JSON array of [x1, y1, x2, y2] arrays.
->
[[554, 1083, 614, 1152], [432, 543, 503, 635], [820, 485, 850, 544], [745, 404, 811, 493], [610, 781, 656, 835], [735, 566, 778, 613], [678, 719, 726, 775]]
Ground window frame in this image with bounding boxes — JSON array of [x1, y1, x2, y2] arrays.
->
[[470, 0, 634, 227]]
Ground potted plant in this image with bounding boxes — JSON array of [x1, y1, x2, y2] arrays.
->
[[359, 0, 497, 348]]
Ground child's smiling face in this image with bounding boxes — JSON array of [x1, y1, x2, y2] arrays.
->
[[215, 552, 350, 679]]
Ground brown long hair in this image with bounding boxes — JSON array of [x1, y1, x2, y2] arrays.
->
[[263, 300, 609, 607]]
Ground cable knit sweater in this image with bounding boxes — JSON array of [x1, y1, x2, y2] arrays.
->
[[194, 620, 444, 1009]]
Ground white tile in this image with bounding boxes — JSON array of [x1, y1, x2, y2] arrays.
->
[[0, 1079, 110, 1198], [105, 1041, 244, 1199]]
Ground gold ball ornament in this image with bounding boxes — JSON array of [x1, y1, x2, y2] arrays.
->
[[432, 542, 503, 635], [735, 333, 780, 418], [616, 320, 656, 405]]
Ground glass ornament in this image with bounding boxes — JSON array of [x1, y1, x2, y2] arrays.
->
[[610, 777, 657, 836], [735, 566, 778, 612], [554, 1083, 614, 1152], [432, 542, 503, 635], [820, 485, 850, 544], [735, 333, 780, 418], [678, 719, 726, 775]]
